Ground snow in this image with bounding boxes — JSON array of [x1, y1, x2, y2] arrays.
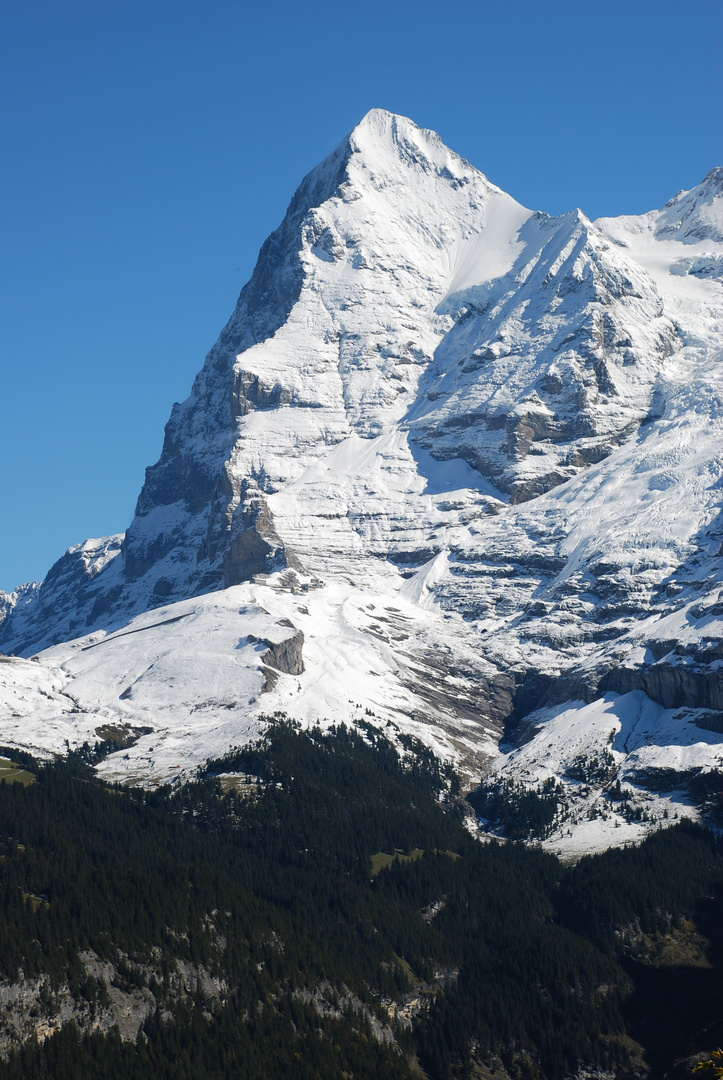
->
[[489, 690, 723, 860], [0, 111, 721, 856], [0, 576, 495, 786], [444, 191, 532, 295]]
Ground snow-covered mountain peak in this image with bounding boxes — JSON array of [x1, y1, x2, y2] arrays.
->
[[346, 108, 482, 187], [655, 165, 723, 244], [596, 167, 723, 256], [1, 118, 722, 857]]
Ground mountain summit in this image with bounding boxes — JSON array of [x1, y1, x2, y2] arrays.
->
[[1, 111, 722, 856]]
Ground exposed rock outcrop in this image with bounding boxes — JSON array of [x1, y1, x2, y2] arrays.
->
[[258, 624, 305, 676], [602, 656, 723, 711]]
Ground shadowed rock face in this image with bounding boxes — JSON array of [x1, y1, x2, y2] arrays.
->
[[0, 537, 124, 657], [602, 653, 723, 712], [120, 137, 355, 602], [223, 481, 296, 588]]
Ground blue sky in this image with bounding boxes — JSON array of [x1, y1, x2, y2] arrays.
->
[[1, 0, 721, 593]]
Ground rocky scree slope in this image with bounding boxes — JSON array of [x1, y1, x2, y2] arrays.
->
[[0, 112, 721, 854]]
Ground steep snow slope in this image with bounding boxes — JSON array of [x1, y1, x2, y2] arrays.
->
[[0, 114, 721, 854]]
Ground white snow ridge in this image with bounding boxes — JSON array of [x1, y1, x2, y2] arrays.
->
[[1, 112, 722, 857]]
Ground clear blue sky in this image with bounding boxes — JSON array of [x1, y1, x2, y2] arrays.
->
[[1, 0, 721, 592]]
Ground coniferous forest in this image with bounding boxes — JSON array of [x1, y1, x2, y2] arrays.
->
[[0, 718, 721, 1079]]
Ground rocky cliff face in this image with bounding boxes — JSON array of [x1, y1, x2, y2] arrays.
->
[[0, 112, 721, 855]]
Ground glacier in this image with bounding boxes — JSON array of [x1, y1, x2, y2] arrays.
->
[[1, 110, 721, 855]]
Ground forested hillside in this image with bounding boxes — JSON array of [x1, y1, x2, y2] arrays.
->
[[0, 719, 721, 1078]]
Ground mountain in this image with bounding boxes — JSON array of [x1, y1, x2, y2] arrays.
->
[[1, 111, 721, 856]]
